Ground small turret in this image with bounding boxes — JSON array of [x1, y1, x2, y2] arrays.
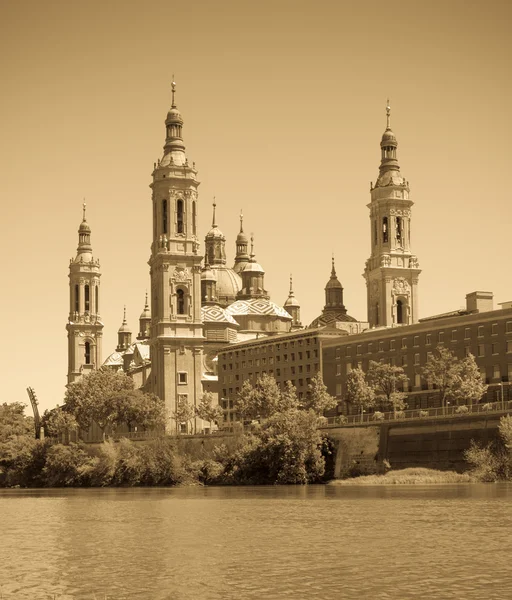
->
[[284, 274, 302, 330], [201, 261, 218, 305], [233, 210, 250, 274], [137, 293, 151, 340], [237, 236, 269, 300], [116, 307, 132, 351]]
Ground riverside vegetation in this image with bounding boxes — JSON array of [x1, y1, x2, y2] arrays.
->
[[0, 371, 338, 487]]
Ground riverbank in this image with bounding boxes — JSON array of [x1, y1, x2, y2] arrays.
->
[[329, 467, 473, 485]]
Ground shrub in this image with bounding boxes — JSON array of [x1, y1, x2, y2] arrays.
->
[[464, 441, 500, 482], [395, 410, 405, 419], [372, 411, 385, 421], [42, 443, 95, 487], [456, 405, 469, 414], [419, 410, 429, 418]]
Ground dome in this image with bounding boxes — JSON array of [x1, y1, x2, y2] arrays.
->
[[103, 351, 124, 367], [139, 306, 151, 319], [381, 128, 397, 146], [213, 266, 242, 299], [118, 322, 131, 333], [236, 229, 249, 243], [166, 107, 183, 124], [309, 311, 358, 328], [242, 261, 265, 274], [226, 298, 292, 320], [202, 305, 239, 326], [79, 221, 91, 233], [205, 225, 225, 240], [201, 264, 216, 282], [284, 293, 300, 308], [325, 276, 342, 289]]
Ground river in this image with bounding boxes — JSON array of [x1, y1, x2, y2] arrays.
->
[[1, 484, 511, 599]]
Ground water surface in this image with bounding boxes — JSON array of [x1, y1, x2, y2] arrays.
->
[[1, 484, 511, 599]]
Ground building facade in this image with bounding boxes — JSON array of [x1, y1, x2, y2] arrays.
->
[[322, 293, 512, 413]]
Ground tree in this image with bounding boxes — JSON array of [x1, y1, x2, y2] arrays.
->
[[280, 381, 300, 412], [42, 409, 79, 440], [367, 360, 409, 416], [229, 409, 326, 484], [195, 392, 224, 431], [0, 403, 36, 485], [345, 367, 375, 421], [302, 373, 337, 415], [233, 374, 284, 421], [421, 346, 486, 411], [452, 353, 488, 407], [173, 396, 195, 434], [109, 390, 166, 432], [64, 368, 135, 433]]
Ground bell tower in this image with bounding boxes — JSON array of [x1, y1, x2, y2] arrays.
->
[[148, 81, 204, 431], [66, 204, 103, 384], [363, 102, 421, 327]]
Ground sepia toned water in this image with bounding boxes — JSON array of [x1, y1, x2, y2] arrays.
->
[[1, 484, 511, 600]]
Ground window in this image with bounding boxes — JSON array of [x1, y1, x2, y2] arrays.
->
[[74, 284, 79, 312], [192, 201, 197, 235], [336, 383, 342, 396], [507, 321, 512, 334], [379, 341, 384, 352], [396, 299, 404, 324], [276, 369, 281, 377], [492, 323, 498, 335], [426, 334, 432, 345], [306, 351, 311, 359], [396, 217, 402, 243], [291, 353, 295, 361], [414, 353, 420, 365], [177, 289, 185, 314], [507, 341, 512, 353], [508, 364, 512, 380], [493, 365, 501, 380], [413, 336, 419, 347], [401, 338, 407, 349], [492, 343, 499, 355], [389, 357, 396, 366], [414, 373, 421, 388], [478, 344, 485, 357], [336, 364, 342, 376], [298, 365, 303, 373], [346, 362, 352, 374], [451, 330, 457, 342], [298, 352, 303, 360], [162, 199, 168, 235], [478, 326, 484, 338], [84, 341, 91, 365], [357, 345, 362, 355], [382, 216, 388, 243], [401, 355, 407, 367], [177, 199, 184, 233], [95, 285, 99, 313], [464, 328, 470, 340], [374, 220, 378, 246], [84, 285, 90, 312], [368, 343, 373, 354], [291, 366, 296, 375], [438, 331, 444, 343], [178, 372, 187, 384], [464, 347, 471, 357], [390, 340, 396, 351]]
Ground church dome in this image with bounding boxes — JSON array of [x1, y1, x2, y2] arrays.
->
[[79, 221, 91, 233], [242, 261, 265, 274], [309, 311, 358, 328], [202, 305, 239, 326], [381, 128, 397, 146], [213, 266, 242, 301], [118, 322, 131, 333], [226, 298, 292, 320], [325, 275, 342, 289], [166, 107, 183, 124], [205, 225, 225, 240]]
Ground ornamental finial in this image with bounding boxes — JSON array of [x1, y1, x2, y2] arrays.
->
[[240, 210, 244, 233], [123, 305, 127, 325], [82, 199, 86, 222], [331, 253, 337, 277], [289, 274, 293, 293], [250, 234, 255, 258], [171, 75, 176, 108], [386, 98, 391, 130], [212, 197, 217, 227]]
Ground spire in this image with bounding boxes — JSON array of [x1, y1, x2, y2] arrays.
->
[[234, 209, 249, 274], [82, 200, 87, 222], [378, 99, 399, 176], [122, 305, 127, 326], [289, 273, 293, 294], [164, 77, 185, 156], [323, 256, 345, 313], [250, 235, 255, 260], [76, 202, 92, 255], [144, 291, 149, 311], [171, 75, 176, 108], [239, 210, 244, 233], [284, 273, 301, 327], [331, 253, 337, 278], [212, 198, 217, 227]]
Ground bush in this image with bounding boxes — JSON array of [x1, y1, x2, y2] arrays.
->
[[395, 410, 405, 419], [42, 443, 95, 487], [419, 410, 429, 418], [372, 411, 385, 421], [456, 405, 469, 414], [464, 441, 500, 482]]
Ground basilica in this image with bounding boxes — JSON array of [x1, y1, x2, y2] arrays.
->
[[66, 87, 420, 429]]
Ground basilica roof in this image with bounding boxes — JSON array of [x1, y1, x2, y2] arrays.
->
[[212, 265, 242, 300], [103, 351, 124, 367], [309, 311, 358, 328], [201, 305, 239, 326], [226, 298, 292, 320]]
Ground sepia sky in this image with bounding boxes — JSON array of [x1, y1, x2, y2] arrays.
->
[[1, 0, 511, 413]]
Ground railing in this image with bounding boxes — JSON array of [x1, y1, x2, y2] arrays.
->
[[321, 400, 512, 428]]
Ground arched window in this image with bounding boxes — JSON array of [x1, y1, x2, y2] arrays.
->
[[85, 341, 91, 365], [396, 217, 402, 243], [192, 201, 197, 235], [162, 199, 168, 235], [95, 285, 99, 313], [382, 217, 388, 243], [84, 285, 90, 312], [397, 299, 404, 324], [177, 289, 185, 314], [74, 284, 79, 312], [177, 199, 184, 234]]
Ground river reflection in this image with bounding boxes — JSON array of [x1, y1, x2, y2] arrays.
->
[[1, 484, 511, 599]]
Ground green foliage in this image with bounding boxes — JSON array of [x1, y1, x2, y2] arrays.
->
[[367, 361, 408, 414], [0, 402, 37, 486], [345, 367, 375, 418], [64, 368, 135, 432], [173, 396, 195, 433], [499, 415, 512, 450], [42, 443, 95, 487], [421, 347, 487, 410], [464, 441, 501, 482], [109, 389, 166, 432], [42, 408, 79, 438], [234, 373, 284, 420], [195, 392, 224, 429], [227, 410, 326, 484], [303, 373, 337, 415]]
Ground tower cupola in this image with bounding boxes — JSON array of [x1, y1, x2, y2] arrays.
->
[[379, 100, 400, 177], [204, 200, 227, 266], [117, 307, 132, 351], [233, 210, 250, 274], [324, 256, 346, 312], [137, 292, 151, 340], [163, 79, 186, 158], [237, 236, 269, 300], [284, 274, 302, 330]]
